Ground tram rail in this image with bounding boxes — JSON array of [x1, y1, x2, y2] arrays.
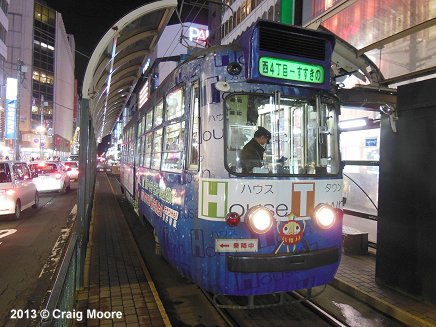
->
[[201, 289, 350, 327]]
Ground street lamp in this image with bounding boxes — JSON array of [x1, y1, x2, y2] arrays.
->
[[36, 125, 45, 159]]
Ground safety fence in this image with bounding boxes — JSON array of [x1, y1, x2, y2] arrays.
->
[[38, 100, 96, 327]]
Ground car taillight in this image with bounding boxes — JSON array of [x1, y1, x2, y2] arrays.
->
[[55, 173, 62, 179]]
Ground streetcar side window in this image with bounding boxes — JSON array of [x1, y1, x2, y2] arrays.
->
[[146, 110, 153, 131], [154, 101, 163, 127], [139, 135, 146, 167], [151, 128, 163, 170], [144, 132, 153, 168], [188, 81, 200, 171], [162, 122, 185, 172], [166, 87, 184, 121], [129, 128, 135, 165], [135, 134, 142, 167], [138, 116, 144, 136]]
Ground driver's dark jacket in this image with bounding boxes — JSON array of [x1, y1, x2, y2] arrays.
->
[[240, 138, 265, 173]]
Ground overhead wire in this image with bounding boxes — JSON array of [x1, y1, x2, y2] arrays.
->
[[181, 0, 208, 48], [159, 0, 208, 59]]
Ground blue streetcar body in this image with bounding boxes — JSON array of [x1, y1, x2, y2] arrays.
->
[[121, 21, 343, 296]]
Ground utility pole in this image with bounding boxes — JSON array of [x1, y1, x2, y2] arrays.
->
[[39, 95, 45, 159], [14, 60, 26, 160]]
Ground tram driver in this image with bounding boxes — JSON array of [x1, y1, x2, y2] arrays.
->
[[240, 126, 271, 173]]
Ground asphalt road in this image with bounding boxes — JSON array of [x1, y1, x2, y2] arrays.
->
[[0, 182, 77, 327]]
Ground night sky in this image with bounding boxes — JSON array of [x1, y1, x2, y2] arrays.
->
[[44, 0, 208, 88], [44, 0, 207, 154]]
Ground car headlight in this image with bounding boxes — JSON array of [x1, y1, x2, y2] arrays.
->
[[312, 204, 336, 229], [245, 205, 274, 234]]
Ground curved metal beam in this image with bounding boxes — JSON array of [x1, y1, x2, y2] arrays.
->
[[95, 64, 138, 92], [116, 29, 158, 53], [82, 0, 177, 98]]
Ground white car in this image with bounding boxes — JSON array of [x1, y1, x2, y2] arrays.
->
[[62, 161, 79, 181], [0, 161, 39, 219], [28, 161, 71, 193]]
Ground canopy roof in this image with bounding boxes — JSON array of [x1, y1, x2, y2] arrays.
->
[[82, 0, 177, 142], [305, 0, 436, 87]]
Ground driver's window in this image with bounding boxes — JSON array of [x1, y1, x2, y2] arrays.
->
[[225, 94, 269, 173], [225, 94, 339, 176]]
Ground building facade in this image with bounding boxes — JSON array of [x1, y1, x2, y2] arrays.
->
[[0, 0, 10, 152], [2, 0, 74, 160], [0, 0, 9, 154]]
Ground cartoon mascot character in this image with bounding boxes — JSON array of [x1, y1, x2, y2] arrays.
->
[[274, 213, 305, 254]]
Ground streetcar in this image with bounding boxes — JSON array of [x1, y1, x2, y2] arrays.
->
[[120, 21, 343, 301]]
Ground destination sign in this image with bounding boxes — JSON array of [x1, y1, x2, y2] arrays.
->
[[259, 56, 325, 84]]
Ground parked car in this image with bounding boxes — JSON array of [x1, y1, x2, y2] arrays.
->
[[0, 161, 39, 219], [28, 161, 71, 193], [62, 161, 79, 181]]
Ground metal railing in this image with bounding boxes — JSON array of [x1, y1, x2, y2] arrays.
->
[[39, 234, 79, 327], [38, 99, 97, 327]]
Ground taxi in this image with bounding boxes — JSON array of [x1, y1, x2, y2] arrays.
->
[[62, 161, 79, 181], [0, 161, 39, 219], [28, 161, 71, 193]]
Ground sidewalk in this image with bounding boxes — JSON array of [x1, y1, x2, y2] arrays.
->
[[75, 174, 170, 327]]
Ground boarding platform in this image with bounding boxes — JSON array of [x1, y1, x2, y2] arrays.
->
[[72, 173, 436, 327], [74, 174, 169, 327], [335, 251, 436, 327]]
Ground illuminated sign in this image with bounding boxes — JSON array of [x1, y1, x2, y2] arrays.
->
[[259, 56, 325, 84], [138, 80, 149, 108], [188, 27, 209, 44], [5, 78, 17, 139], [142, 58, 150, 74]]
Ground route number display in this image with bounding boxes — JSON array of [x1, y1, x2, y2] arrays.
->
[[259, 56, 325, 84]]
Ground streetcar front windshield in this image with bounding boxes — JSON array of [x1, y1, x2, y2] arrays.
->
[[225, 93, 340, 175]]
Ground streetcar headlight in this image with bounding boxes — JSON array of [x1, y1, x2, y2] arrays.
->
[[245, 205, 274, 234], [312, 204, 336, 229]]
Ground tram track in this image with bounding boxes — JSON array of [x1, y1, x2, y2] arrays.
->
[[201, 288, 350, 327], [290, 291, 349, 327]]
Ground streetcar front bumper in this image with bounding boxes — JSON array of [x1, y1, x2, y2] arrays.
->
[[227, 247, 339, 273]]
